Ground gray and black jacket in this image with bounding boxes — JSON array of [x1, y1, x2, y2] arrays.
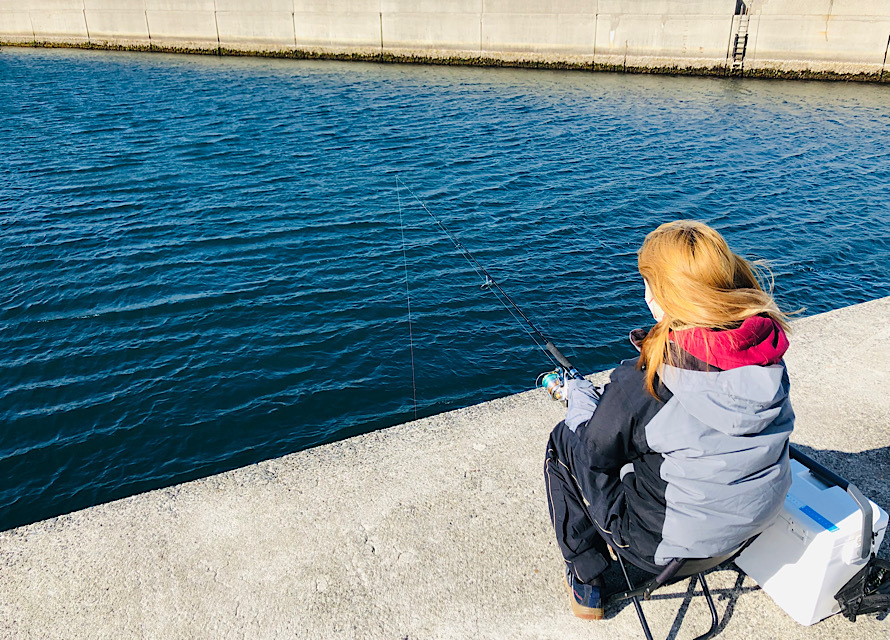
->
[[575, 349, 794, 565]]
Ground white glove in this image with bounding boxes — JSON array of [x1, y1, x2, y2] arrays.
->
[[564, 378, 600, 432]]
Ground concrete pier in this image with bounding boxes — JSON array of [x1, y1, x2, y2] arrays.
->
[[1, 297, 888, 639]]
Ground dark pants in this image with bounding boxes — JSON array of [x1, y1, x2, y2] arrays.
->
[[545, 420, 647, 583]]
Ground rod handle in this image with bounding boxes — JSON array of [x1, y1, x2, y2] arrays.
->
[[544, 341, 583, 380]]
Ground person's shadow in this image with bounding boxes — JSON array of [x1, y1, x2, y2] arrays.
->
[[603, 444, 890, 638]]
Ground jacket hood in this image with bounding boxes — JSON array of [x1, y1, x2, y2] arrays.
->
[[671, 316, 788, 370], [659, 363, 790, 436]]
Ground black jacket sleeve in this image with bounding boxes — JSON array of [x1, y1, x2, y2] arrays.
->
[[574, 360, 668, 472]]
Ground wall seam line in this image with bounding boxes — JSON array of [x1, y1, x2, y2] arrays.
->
[[479, 0, 483, 58], [291, 7, 296, 50], [213, 0, 221, 54], [748, 10, 761, 76], [143, 0, 152, 51], [591, 0, 598, 67], [724, 12, 737, 75], [81, 0, 90, 45]]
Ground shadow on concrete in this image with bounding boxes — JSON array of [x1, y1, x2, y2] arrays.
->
[[602, 444, 890, 638], [604, 563, 759, 639], [660, 568, 754, 640]]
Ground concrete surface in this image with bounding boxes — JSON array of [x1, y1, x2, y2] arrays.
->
[[1, 297, 888, 639], [2, 1, 890, 80]]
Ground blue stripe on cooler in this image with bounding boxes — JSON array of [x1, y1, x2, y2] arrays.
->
[[786, 494, 839, 532]]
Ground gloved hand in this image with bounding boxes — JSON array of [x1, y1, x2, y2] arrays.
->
[[564, 378, 600, 432]]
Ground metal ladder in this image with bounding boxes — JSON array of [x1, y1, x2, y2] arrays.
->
[[730, 8, 750, 74]]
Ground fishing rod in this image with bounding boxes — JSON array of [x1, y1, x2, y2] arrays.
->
[[396, 177, 591, 404]]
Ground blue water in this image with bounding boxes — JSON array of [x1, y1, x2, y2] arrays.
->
[[1, 48, 888, 531]]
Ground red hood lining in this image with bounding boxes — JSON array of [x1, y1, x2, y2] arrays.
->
[[671, 316, 788, 370]]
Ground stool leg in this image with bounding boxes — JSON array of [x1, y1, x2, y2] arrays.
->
[[616, 553, 654, 640], [693, 573, 720, 640]]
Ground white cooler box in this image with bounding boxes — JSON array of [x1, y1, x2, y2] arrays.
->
[[736, 454, 888, 626]]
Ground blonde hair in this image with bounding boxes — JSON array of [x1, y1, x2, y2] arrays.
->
[[637, 220, 790, 398]]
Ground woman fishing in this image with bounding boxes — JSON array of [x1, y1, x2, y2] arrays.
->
[[545, 220, 795, 620]]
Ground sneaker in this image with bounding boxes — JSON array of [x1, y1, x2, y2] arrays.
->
[[564, 567, 604, 620]]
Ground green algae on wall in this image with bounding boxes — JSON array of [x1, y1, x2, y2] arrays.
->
[[3, 40, 889, 84]]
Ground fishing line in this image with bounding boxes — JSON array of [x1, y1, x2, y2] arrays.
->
[[396, 177, 557, 367], [397, 179, 418, 419], [395, 176, 583, 382]]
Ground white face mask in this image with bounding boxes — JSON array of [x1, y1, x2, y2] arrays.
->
[[644, 280, 665, 323]]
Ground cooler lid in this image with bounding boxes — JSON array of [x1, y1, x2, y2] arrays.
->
[[786, 459, 888, 546]]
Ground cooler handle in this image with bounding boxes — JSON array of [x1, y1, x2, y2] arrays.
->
[[790, 445, 873, 560]]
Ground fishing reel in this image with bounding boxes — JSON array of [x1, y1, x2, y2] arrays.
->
[[538, 368, 570, 405]]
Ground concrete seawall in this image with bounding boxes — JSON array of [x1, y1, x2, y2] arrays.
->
[[2, 1, 890, 81], [1, 297, 888, 639]]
